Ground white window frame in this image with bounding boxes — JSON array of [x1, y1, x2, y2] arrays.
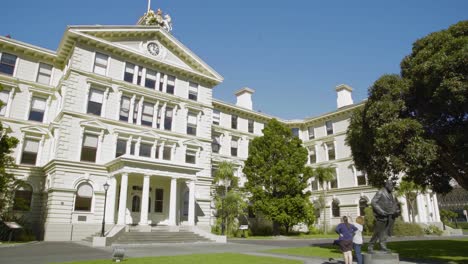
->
[[325, 141, 336, 161], [78, 127, 105, 163], [84, 83, 109, 118], [93, 52, 109, 76], [187, 112, 198, 136], [36, 62, 53, 85], [73, 182, 94, 213], [26, 94, 50, 123], [308, 126, 315, 140], [188, 82, 198, 101], [0, 52, 18, 77]]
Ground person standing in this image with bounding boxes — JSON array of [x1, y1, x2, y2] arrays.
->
[[335, 216, 358, 264], [353, 216, 364, 264]]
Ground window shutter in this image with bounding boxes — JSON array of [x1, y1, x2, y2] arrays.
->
[[83, 135, 98, 148], [89, 89, 104, 103], [24, 140, 39, 152], [31, 97, 46, 111], [187, 113, 197, 125]]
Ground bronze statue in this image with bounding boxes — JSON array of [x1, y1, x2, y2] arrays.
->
[[368, 180, 400, 253]]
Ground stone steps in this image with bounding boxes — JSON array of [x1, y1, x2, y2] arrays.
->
[[113, 227, 212, 245]]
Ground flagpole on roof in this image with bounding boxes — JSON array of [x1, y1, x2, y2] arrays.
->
[[147, 0, 151, 12]]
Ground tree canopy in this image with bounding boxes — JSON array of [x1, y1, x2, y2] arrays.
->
[[0, 84, 19, 216], [243, 119, 314, 234], [346, 20, 468, 192]]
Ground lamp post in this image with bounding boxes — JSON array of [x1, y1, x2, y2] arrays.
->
[[101, 182, 110, 237]]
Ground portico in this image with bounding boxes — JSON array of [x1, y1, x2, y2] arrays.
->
[[105, 156, 202, 227]]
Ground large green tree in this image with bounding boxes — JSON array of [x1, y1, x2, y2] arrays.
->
[[243, 119, 314, 235], [0, 84, 19, 216], [346, 21, 468, 192]]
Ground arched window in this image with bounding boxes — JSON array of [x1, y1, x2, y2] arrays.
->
[[132, 195, 141, 212], [359, 197, 369, 216], [74, 183, 93, 211], [13, 184, 33, 211], [332, 199, 340, 217]]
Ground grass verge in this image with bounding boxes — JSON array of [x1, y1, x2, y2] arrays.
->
[[60, 253, 302, 264], [266, 238, 468, 263]]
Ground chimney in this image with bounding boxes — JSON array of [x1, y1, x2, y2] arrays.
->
[[335, 84, 353, 108], [235, 87, 255, 110]]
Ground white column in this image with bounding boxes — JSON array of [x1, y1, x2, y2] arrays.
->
[[416, 194, 426, 223], [399, 197, 410, 222], [128, 95, 136, 124], [425, 193, 434, 222], [139, 175, 150, 225], [432, 194, 441, 222], [168, 178, 177, 226], [117, 173, 128, 225], [105, 177, 117, 223], [188, 180, 195, 226]]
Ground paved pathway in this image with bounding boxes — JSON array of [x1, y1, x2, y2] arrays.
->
[[0, 236, 462, 264]]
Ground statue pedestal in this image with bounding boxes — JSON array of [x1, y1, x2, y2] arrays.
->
[[363, 252, 399, 264]]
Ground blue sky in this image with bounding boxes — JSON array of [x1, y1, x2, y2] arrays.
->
[[1, 1, 466, 119]]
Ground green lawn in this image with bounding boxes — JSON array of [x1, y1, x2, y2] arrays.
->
[[239, 234, 337, 240], [266, 238, 468, 263], [60, 253, 301, 264]]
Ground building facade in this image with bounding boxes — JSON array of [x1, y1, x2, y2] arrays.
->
[[0, 11, 440, 241]]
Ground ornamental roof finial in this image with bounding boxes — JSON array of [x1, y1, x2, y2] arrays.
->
[[137, 2, 173, 33]]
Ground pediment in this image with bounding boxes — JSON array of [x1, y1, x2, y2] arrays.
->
[[64, 27, 223, 85], [20, 126, 51, 137], [136, 130, 161, 139], [80, 119, 110, 132], [181, 139, 204, 149]]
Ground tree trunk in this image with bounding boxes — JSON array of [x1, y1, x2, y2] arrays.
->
[[273, 221, 280, 236]]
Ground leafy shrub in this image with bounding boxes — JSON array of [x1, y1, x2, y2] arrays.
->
[[307, 225, 323, 235], [393, 218, 424, 236], [446, 221, 468, 229], [424, 225, 443, 236], [363, 207, 375, 235], [251, 225, 273, 236]]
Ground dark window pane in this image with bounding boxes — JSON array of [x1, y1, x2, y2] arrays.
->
[[166, 84, 174, 94], [357, 175, 367, 186], [28, 111, 44, 122], [87, 101, 102, 116], [332, 201, 340, 217], [81, 147, 97, 162], [187, 126, 196, 135], [231, 115, 237, 129], [0, 53, 17, 75], [163, 147, 171, 160], [132, 196, 141, 212], [155, 189, 163, 213], [124, 72, 134, 83], [186, 152, 196, 164], [189, 93, 197, 101], [74, 197, 92, 211], [21, 152, 37, 165], [13, 190, 32, 211], [248, 120, 254, 133], [231, 148, 237, 157], [139, 144, 152, 157], [212, 143, 220, 153], [116, 139, 126, 157], [145, 79, 156, 89]]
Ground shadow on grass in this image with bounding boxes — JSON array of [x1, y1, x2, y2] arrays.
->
[[312, 239, 468, 264]]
